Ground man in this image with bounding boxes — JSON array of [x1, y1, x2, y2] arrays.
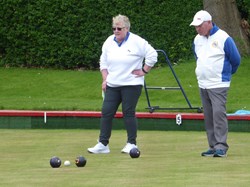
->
[[190, 10, 241, 157]]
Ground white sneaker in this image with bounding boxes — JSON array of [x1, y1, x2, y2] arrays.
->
[[121, 143, 137, 154], [87, 142, 110, 154]]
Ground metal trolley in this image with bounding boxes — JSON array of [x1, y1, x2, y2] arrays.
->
[[144, 49, 202, 113]]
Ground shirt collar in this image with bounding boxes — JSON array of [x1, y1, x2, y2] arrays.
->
[[114, 32, 130, 47], [209, 23, 219, 36]]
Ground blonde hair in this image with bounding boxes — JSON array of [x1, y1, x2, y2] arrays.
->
[[112, 14, 130, 30]]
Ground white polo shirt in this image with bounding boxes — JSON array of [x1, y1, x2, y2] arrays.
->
[[100, 32, 158, 87]]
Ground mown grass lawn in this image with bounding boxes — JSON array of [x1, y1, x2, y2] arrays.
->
[[0, 129, 250, 187], [0, 57, 249, 113]]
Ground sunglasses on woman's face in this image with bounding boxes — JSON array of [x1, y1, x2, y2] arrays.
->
[[112, 27, 125, 31]]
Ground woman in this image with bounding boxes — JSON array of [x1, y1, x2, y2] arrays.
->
[[88, 14, 158, 154]]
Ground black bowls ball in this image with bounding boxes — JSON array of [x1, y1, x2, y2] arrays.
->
[[129, 148, 140, 158], [50, 156, 61, 168], [75, 156, 87, 167]]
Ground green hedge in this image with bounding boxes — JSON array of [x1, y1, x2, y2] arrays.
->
[[1, 0, 247, 69]]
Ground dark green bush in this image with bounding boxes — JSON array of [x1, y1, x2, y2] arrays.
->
[[237, 0, 250, 22], [2, 0, 247, 69]]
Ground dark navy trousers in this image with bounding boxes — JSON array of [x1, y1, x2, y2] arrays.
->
[[99, 85, 142, 146]]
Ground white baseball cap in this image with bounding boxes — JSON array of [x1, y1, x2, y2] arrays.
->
[[190, 10, 212, 26]]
